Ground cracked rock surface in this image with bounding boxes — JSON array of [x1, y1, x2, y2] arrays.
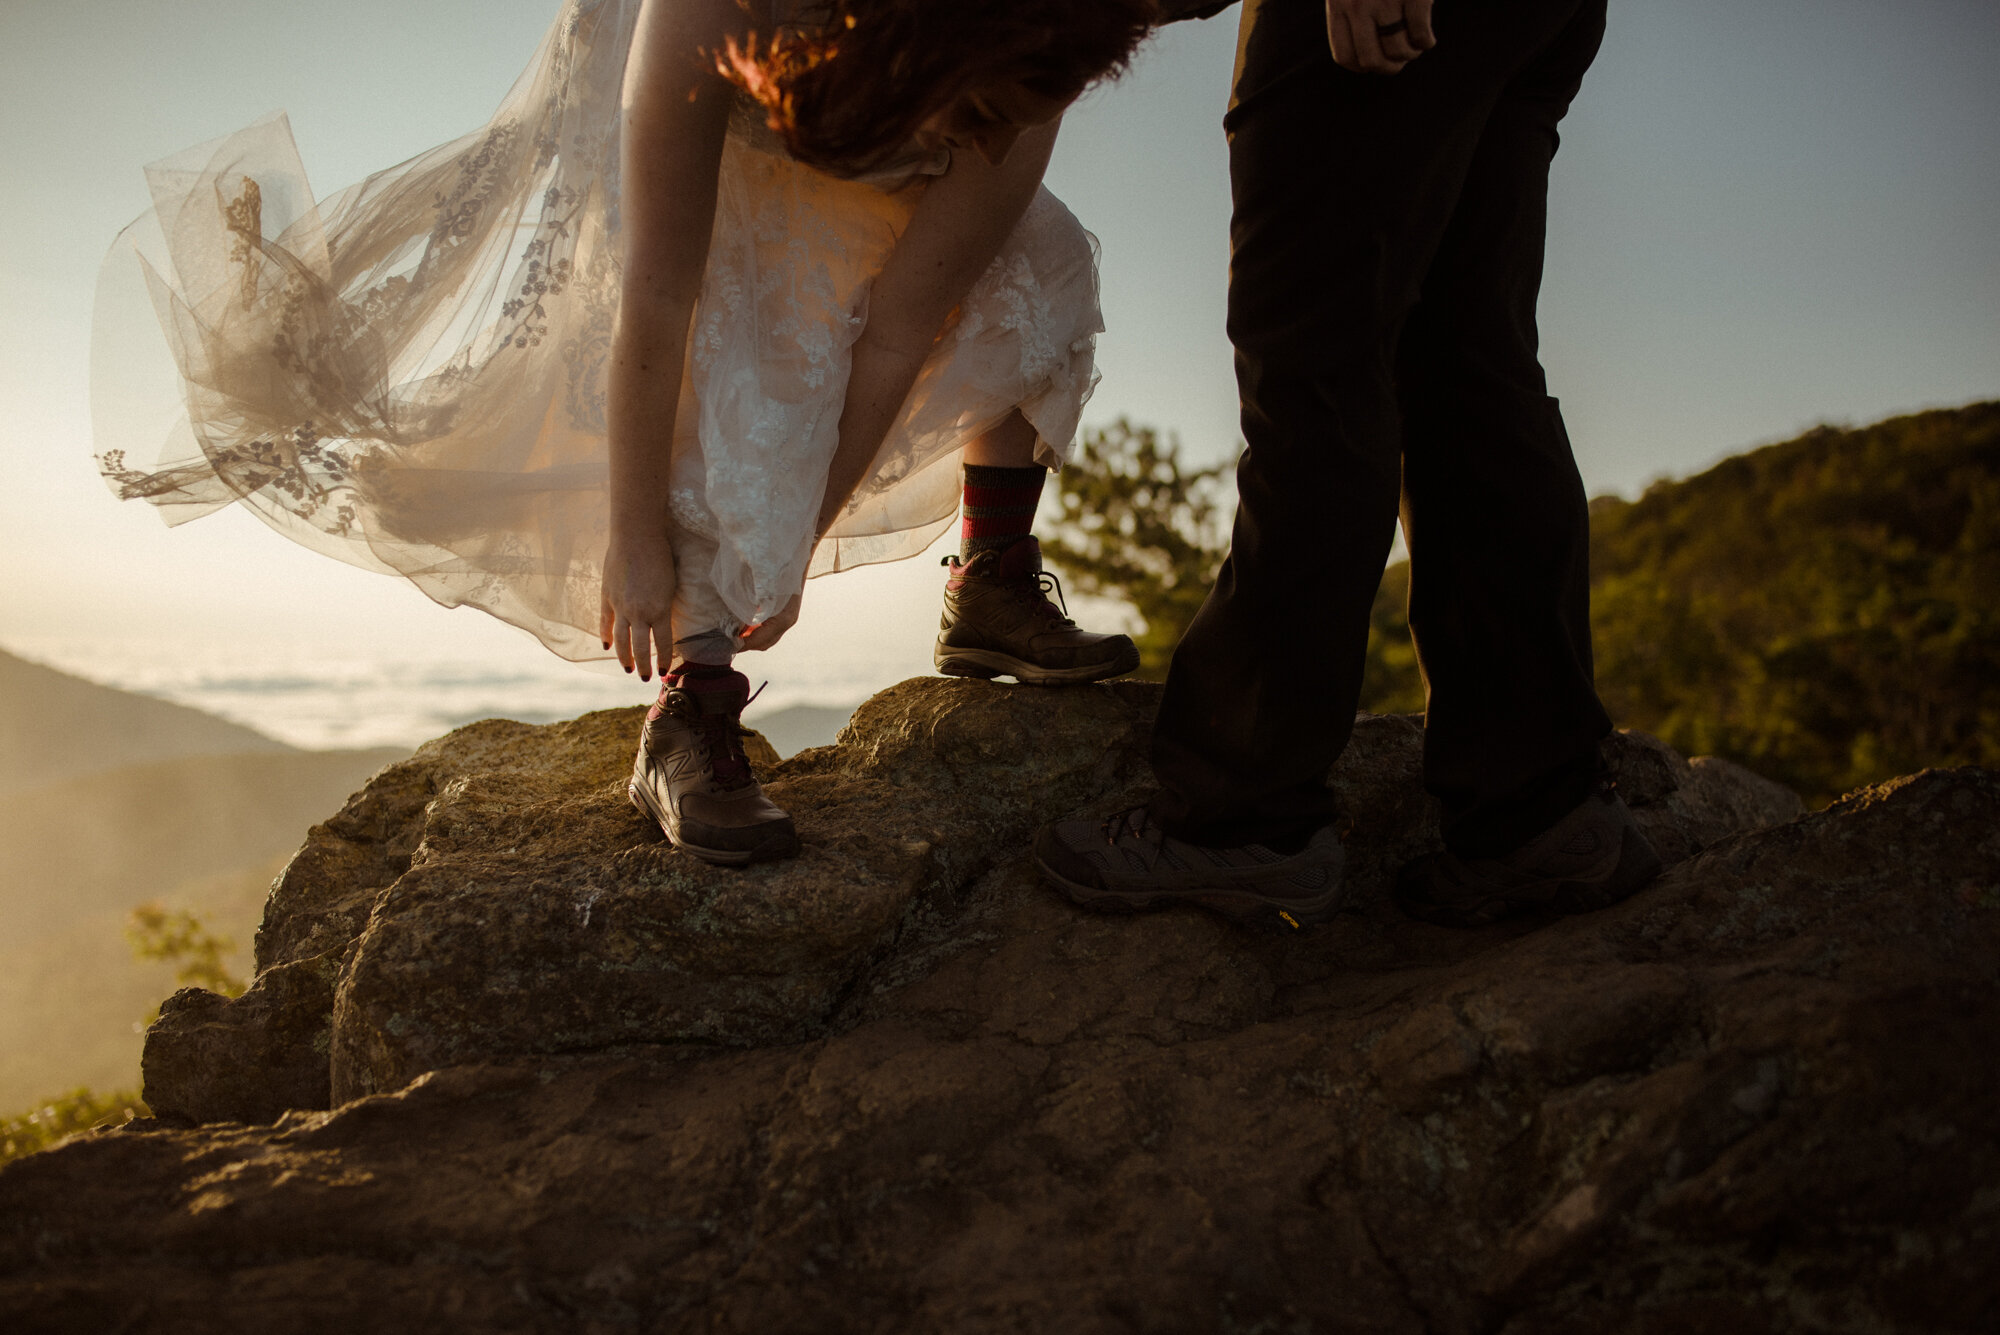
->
[[4, 679, 1995, 1334]]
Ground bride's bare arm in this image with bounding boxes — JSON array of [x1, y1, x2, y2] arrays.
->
[[601, 0, 738, 680], [814, 120, 1062, 540]]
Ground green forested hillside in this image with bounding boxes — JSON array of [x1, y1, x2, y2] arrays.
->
[[1362, 402, 2000, 803]]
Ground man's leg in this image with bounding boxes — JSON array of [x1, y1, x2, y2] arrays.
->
[[1150, 0, 1596, 848], [1388, 0, 1660, 925], [1397, 0, 1612, 856], [1035, 0, 1639, 929]]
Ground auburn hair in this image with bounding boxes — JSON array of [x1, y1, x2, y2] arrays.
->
[[721, 0, 1159, 173]]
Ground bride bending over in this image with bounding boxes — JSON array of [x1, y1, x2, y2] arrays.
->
[[96, 0, 1152, 867], [608, 0, 1147, 862]]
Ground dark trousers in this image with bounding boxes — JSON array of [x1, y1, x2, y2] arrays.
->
[[1151, 0, 1614, 856]]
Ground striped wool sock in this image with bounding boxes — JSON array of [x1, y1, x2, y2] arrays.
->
[[959, 463, 1046, 561], [648, 660, 742, 721]]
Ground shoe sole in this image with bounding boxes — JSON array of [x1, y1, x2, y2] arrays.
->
[[628, 778, 793, 867], [934, 643, 1141, 687], [1035, 856, 1344, 933], [1398, 826, 1664, 928]]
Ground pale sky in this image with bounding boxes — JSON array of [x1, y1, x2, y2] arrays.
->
[[1, 0, 1996, 707]]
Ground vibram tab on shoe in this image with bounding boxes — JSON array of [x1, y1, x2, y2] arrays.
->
[[1394, 780, 1662, 928], [935, 536, 1139, 686], [1034, 806, 1346, 931]]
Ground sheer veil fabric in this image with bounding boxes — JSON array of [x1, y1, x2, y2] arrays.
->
[[92, 0, 1102, 662]]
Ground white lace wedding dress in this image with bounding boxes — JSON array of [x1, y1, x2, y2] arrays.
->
[[92, 0, 1101, 661]]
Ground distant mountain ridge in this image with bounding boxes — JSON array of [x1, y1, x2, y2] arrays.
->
[[0, 647, 291, 795], [0, 749, 408, 948], [748, 703, 854, 758], [0, 649, 402, 1109]]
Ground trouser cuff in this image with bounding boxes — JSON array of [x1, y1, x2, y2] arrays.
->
[[1441, 751, 1606, 859]]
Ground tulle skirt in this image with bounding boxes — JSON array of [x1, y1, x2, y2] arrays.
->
[[92, 0, 1102, 662]]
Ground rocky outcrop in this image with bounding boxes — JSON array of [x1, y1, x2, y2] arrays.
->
[[263, 682, 1158, 1105], [4, 679, 1994, 1334], [135, 681, 1794, 1120]]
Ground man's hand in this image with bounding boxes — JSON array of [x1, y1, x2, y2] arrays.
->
[[1326, 0, 1437, 75]]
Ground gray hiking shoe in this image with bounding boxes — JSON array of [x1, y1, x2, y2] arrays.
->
[[1034, 806, 1347, 931], [628, 667, 800, 866], [1395, 780, 1662, 927], [935, 537, 1139, 686]]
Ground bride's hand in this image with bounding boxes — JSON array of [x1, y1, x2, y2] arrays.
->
[[599, 536, 678, 681], [737, 590, 803, 652]]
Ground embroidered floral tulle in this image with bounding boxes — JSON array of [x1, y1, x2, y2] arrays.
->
[[91, 0, 1102, 663]]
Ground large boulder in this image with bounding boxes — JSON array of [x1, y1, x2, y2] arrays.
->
[[139, 956, 339, 1125], [7, 680, 1988, 1334], [134, 681, 1795, 1119]]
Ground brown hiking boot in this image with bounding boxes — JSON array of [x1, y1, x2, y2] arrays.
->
[[935, 537, 1139, 686], [1034, 806, 1347, 932], [1394, 780, 1662, 927], [628, 667, 800, 866]]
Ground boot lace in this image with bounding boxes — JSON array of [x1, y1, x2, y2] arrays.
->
[[1028, 569, 1074, 625], [695, 713, 753, 790], [943, 551, 1075, 625], [670, 680, 764, 792], [1099, 805, 1163, 848]]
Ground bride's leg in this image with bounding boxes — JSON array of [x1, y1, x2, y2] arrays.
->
[[962, 410, 1039, 469], [935, 411, 1140, 686], [959, 412, 1047, 564]]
